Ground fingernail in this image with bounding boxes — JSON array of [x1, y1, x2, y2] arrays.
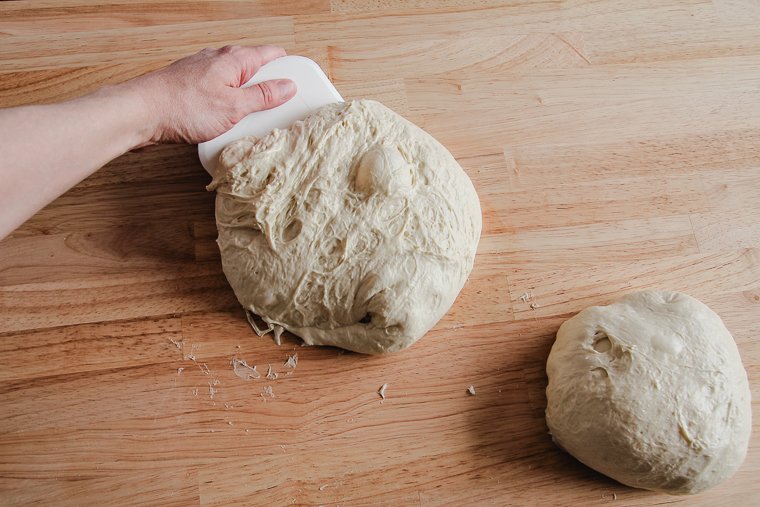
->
[[275, 79, 296, 97]]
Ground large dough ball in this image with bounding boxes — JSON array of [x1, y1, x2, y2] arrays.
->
[[545, 291, 751, 494], [208, 100, 482, 354]]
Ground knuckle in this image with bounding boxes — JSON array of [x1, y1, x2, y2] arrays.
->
[[256, 82, 275, 107]]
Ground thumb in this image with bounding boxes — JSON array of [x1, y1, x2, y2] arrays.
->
[[244, 79, 297, 112]]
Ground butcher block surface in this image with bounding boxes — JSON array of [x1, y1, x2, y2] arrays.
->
[[1, 1, 759, 505]]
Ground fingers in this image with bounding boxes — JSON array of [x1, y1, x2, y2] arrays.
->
[[144, 45, 294, 143], [219, 45, 288, 85], [242, 79, 297, 112]]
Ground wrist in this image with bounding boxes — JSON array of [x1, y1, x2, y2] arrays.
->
[[99, 79, 162, 149]]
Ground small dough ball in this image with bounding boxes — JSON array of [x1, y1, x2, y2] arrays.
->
[[208, 99, 482, 354], [545, 291, 751, 495]]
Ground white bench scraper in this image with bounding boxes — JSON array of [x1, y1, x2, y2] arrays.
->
[[197, 55, 343, 175]]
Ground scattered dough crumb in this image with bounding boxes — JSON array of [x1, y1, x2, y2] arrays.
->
[[169, 337, 183, 350], [183, 343, 199, 361], [378, 383, 388, 400], [245, 429, 249, 433], [267, 363, 279, 380], [192, 388, 198, 396], [177, 367, 184, 375], [319, 484, 328, 491], [232, 357, 261, 381], [467, 385, 477, 396], [284, 353, 298, 369], [228, 421, 233, 426], [519, 291, 541, 309], [262, 385, 275, 399]]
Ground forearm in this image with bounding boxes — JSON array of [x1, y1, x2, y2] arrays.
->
[[0, 45, 294, 240], [0, 84, 154, 238]]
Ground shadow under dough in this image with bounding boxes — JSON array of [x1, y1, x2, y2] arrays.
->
[[463, 321, 629, 496]]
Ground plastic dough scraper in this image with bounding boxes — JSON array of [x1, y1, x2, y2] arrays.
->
[[198, 55, 343, 175]]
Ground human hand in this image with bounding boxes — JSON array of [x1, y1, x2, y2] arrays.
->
[[128, 45, 296, 145]]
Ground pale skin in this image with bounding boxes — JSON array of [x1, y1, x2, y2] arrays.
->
[[0, 45, 296, 240]]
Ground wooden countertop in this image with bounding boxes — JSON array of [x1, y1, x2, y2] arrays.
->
[[1, 1, 759, 505]]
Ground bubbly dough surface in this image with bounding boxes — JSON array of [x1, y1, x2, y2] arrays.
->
[[208, 100, 482, 354], [545, 291, 751, 494]]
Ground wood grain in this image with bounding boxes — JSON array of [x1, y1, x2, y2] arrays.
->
[[1, 1, 759, 505]]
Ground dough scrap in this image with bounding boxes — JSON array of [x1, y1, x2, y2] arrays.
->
[[208, 99, 481, 354], [545, 290, 751, 495]]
